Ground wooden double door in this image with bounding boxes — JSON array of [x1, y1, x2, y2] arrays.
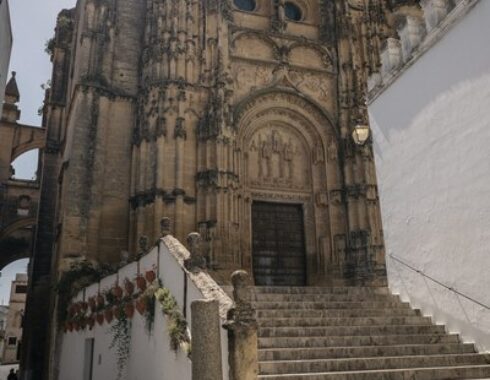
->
[[252, 201, 307, 286]]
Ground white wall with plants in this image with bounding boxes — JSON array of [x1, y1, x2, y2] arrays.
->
[[57, 237, 231, 380]]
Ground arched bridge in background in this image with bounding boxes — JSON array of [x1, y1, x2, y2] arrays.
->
[[0, 73, 46, 270]]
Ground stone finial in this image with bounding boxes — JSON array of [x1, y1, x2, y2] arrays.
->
[[160, 217, 171, 237], [184, 232, 206, 272], [138, 235, 149, 255], [381, 38, 402, 75], [397, 15, 426, 61], [421, 0, 452, 32]]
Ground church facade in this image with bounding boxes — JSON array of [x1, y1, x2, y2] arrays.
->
[[22, 1, 426, 378], [45, 0, 394, 287]]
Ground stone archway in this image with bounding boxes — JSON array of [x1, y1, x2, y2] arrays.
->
[[236, 90, 347, 286]]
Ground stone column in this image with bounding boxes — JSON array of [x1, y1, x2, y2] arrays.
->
[[191, 299, 223, 380], [224, 271, 258, 380]]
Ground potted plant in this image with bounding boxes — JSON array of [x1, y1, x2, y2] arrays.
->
[[104, 308, 114, 324], [96, 313, 105, 326], [135, 275, 147, 291], [80, 301, 88, 313], [112, 285, 124, 300], [145, 270, 156, 283], [135, 297, 147, 315], [124, 279, 135, 296], [124, 301, 135, 319], [96, 294, 105, 308], [88, 297, 97, 313], [88, 315, 96, 330]]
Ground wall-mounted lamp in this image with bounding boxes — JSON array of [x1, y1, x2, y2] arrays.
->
[[352, 124, 370, 145]]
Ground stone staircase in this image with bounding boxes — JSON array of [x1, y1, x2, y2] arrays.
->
[[254, 287, 490, 380]]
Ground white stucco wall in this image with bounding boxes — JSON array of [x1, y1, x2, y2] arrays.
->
[[369, 0, 490, 352], [0, 0, 13, 113], [58, 238, 231, 380]]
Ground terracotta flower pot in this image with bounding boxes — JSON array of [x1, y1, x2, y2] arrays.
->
[[88, 316, 95, 330], [88, 297, 97, 313], [96, 294, 105, 308], [145, 270, 156, 283], [68, 304, 76, 318], [73, 303, 81, 315], [96, 313, 104, 326], [135, 276, 147, 291], [124, 302, 135, 319], [112, 285, 123, 299], [135, 297, 147, 315], [124, 280, 135, 296], [104, 308, 114, 324]]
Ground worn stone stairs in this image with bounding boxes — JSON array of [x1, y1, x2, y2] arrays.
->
[[254, 287, 490, 380]]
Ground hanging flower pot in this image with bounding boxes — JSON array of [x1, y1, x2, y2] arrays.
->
[[96, 313, 104, 326], [135, 275, 147, 291], [104, 308, 114, 324], [80, 302, 88, 313], [80, 318, 87, 330], [68, 304, 76, 318], [112, 285, 123, 300], [124, 279, 135, 296], [145, 270, 156, 283], [88, 315, 95, 330], [124, 302, 135, 319], [73, 321, 80, 331], [88, 297, 97, 313], [73, 303, 81, 315], [135, 297, 147, 315], [96, 294, 105, 308]]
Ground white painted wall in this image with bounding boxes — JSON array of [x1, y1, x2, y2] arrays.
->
[[58, 238, 232, 380], [0, 0, 13, 113], [369, 0, 490, 352]]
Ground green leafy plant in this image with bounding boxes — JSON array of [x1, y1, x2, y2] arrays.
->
[[154, 287, 191, 352], [109, 311, 131, 380], [55, 261, 114, 325]]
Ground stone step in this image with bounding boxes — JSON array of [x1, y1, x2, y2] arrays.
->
[[256, 308, 421, 319], [253, 301, 410, 310], [258, 325, 446, 338], [257, 365, 490, 380], [258, 343, 476, 361], [257, 316, 432, 328], [254, 294, 398, 303], [259, 354, 490, 375], [258, 334, 460, 349], [254, 287, 391, 296]]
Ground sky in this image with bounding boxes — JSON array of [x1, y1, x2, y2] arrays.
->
[[0, 0, 76, 304]]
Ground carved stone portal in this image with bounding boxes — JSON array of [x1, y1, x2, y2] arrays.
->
[[247, 126, 309, 191]]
